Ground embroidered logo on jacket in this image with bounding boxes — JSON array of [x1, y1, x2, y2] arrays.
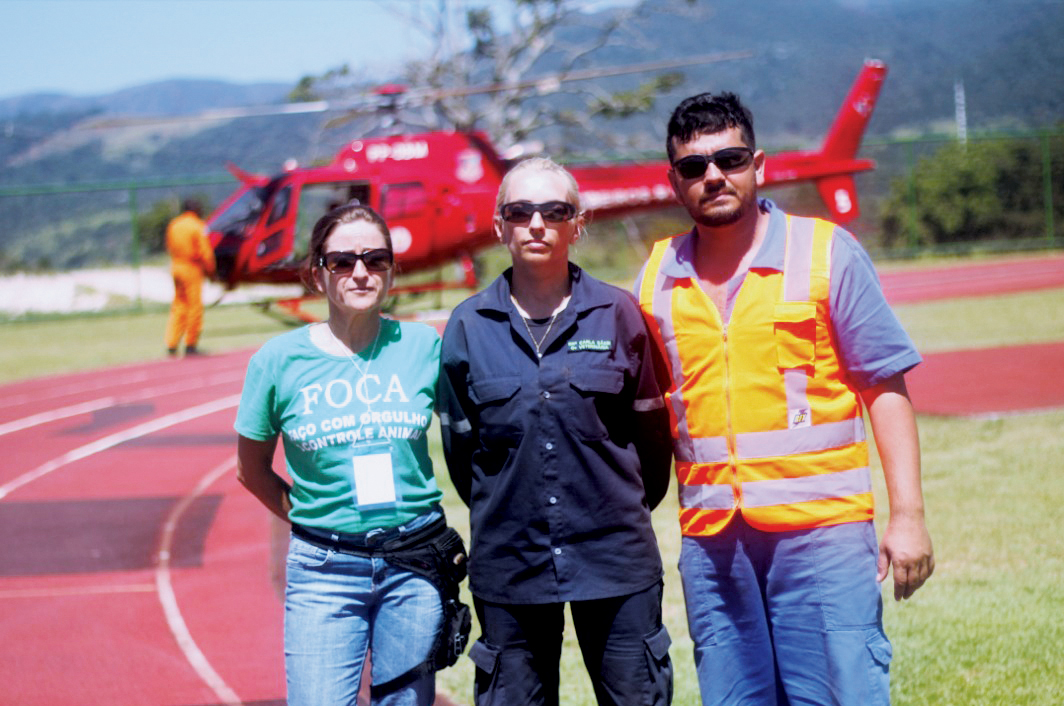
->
[[567, 339, 612, 352]]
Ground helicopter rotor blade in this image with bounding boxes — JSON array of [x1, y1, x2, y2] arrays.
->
[[81, 50, 752, 131], [321, 50, 753, 130], [412, 50, 755, 102], [83, 99, 335, 130]]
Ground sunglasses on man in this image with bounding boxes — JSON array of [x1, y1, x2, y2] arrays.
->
[[500, 201, 578, 224], [318, 249, 394, 273], [672, 147, 755, 179]]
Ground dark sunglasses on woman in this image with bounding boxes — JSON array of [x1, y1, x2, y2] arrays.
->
[[672, 147, 755, 179], [500, 201, 578, 224], [318, 249, 394, 273]]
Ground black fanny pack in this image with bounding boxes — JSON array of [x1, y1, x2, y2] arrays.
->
[[291, 518, 471, 671], [385, 524, 472, 671]]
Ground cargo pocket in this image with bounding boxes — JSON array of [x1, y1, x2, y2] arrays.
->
[[825, 627, 892, 705], [469, 638, 501, 705], [864, 629, 893, 706], [470, 638, 540, 706], [469, 638, 500, 675], [774, 301, 817, 371], [643, 624, 674, 706]]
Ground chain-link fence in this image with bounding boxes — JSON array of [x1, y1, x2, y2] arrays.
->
[[2, 131, 1061, 277]]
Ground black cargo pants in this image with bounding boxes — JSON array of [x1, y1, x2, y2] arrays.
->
[[469, 581, 673, 706]]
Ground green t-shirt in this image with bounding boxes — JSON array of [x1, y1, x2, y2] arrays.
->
[[235, 319, 443, 533]]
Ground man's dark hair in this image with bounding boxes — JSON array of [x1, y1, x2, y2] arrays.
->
[[666, 92, 756, 162], [181, 198, 204, 217]]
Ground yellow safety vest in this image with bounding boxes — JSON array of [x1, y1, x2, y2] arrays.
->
[[638, 216, 873, 537]]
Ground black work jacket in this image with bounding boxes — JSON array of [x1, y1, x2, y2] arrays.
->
[[438, 264, 672, 604]]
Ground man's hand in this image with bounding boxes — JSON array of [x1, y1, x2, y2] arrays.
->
[[861, 372, 934, 601], [878, 514, 934, 600]]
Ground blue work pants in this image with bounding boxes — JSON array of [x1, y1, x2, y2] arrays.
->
[[679, 517, 891, 706]]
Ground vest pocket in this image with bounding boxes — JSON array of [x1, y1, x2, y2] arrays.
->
[[774, 301, 817, 370]]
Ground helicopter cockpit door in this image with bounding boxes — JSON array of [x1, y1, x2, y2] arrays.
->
[[290, 181, 372, 263], [242, 182, 296, 278], [379, 182, 430, 263]]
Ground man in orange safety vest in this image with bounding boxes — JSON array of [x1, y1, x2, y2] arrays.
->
[[634, 91, 934, 705]]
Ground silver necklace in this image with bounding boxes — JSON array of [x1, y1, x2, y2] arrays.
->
[[511, 295, 565, 359], [328, 320, 382, 383], [520, 311, 558, 359]]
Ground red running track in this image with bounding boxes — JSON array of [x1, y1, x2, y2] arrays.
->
[[0, 254, 1060, 705], [877, 253, 1064, 416], [0, 351, 286, 706], [879, 252, 1064, 304]]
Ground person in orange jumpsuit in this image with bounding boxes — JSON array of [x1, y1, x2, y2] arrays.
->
[[164, 198, 216, 355]]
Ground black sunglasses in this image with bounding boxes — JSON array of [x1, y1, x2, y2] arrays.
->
[[318, 249, 394, 273], [500, 201, 578, 224], [672, 147, 755, 179]]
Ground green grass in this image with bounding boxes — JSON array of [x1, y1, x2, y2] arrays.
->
[[893, 288, 1064, 352], [878, 412, 1064, 706], [0, 303, 298, 384], [3, 274, 1063, 705]]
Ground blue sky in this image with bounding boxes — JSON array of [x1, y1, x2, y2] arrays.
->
[[2, 0, 451, 98]]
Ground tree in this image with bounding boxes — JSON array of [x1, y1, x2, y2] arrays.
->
[[136, 195, 213, 255], [880, 133, 1064, 249], [292, 0, 702, 154], [136, 199, 180, 255]]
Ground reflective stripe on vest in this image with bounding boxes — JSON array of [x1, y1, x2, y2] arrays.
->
[[639, 216, 873, 536]]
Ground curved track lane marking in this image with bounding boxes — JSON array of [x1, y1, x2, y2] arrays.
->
[[156, 456, 244, 706], [0, 371, 244, 437], [0, 397, 118, 437], [0, 393, 241, 500], [3, 370, 155, 406]]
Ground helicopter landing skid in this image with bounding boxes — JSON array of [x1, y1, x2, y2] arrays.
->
[[254, 296, 322, 324]]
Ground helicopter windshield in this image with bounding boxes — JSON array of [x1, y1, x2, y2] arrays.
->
[[208, 186, 266, 235]]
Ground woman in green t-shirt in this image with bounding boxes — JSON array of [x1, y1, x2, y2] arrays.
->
[[235, 203, 463, 705]]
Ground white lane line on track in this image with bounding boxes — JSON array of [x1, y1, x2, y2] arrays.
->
[[0, 397, 118, 437], [0, 371, 245, 438], [3, 370, 155, 406], [0, 583, 156, 599], [3, 352, 250, 407], [0, 394, 241, 501], [156, 456, 243, 706]]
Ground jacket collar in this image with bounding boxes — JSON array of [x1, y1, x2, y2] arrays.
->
[[476, 262, 612, 316]]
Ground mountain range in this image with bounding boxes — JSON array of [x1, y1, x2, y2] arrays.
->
[[1, 0, 1062, 270]]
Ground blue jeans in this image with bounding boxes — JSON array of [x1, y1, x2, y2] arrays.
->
[[284, 515, 443, 706], [679, 517, 892, 706]]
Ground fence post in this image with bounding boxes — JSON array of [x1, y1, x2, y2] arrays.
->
[[1043, 131, 1056, 245], [906, 140, 920, 249], [128, 186, 142, 310]]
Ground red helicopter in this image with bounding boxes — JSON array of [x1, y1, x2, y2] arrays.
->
[[206, 59, 887, 311]]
